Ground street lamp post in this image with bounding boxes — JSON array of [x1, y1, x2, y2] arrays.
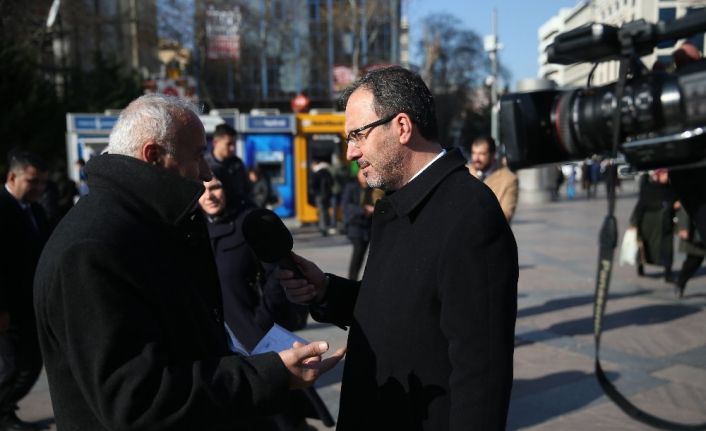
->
[[484, 8, 502, 143]]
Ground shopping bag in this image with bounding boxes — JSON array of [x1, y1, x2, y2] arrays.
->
[[619, 228, 638, 266]]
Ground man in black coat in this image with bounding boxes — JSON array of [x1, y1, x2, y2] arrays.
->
[[0, 151, 50, 431], [33, 94, 344, 431], [206, 123, 251, 201], [279, 67, 518, 430]]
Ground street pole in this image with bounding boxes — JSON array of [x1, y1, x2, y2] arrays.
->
[[484, 8, 502, 143], [129, 0, 140, 72]]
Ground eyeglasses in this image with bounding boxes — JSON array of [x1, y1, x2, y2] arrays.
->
[[345, 113, 397, 147]]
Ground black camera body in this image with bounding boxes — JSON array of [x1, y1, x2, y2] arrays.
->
[[499, 11, 706, 171]]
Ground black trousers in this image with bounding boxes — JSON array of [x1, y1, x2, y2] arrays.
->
[[0, 321, 43, 416], [677, 254, 705, 289], [348, 237, 370, 281]]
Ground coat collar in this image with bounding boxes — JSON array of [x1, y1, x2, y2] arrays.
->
[[85, 154, 204, 226], [384, 148, 467, 217]]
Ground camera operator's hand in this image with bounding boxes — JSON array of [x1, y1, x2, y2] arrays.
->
[[277, 341, 346, 390]]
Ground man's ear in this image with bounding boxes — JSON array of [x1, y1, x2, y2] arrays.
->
[[141, 141, 163, 165], [395, 113, 414, 145], [6, 170, 16, 185]]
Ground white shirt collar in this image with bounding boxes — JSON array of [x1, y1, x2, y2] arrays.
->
[[408, 149, 447, 184]]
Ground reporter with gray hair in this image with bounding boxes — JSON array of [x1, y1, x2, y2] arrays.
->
[[33, 94, 344, 431]]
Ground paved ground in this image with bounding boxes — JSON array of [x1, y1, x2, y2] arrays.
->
[[18, 180, 706, 430]]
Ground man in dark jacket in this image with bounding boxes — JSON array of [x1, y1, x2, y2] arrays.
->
[[0, 150, 50, 431], [206, 123, 251, 200], [33, 94, 344, 431], [278, 67, 518, 430]]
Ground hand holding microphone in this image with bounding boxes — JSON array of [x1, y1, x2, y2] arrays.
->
[[242, 209, 328, 304]]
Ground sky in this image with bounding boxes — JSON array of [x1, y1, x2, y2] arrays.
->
[[406, 0, 581, 88]]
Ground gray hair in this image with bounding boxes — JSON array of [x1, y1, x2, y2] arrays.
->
[[107, 94, 202, 157]]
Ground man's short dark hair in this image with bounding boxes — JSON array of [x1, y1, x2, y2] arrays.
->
[[339, 66, 439, 141], [8, 150, 48, 173], [472, 136, 496, 154], [213, 123, 237, 139]]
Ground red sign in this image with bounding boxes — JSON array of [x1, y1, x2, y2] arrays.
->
[[290, 94, 310, 113]]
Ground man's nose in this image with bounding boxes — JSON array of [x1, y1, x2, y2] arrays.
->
[[346, 143, 361, 161]]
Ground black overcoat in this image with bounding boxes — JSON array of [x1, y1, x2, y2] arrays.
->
[[0, 186, 50, 321], [33, 155, 291, 431], [313, 149, 518, 430]]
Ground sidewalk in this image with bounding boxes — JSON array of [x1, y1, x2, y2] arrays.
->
[[18, 183, 706, 430]]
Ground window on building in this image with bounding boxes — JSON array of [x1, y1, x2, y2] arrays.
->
[[272, 0, 284, 20], [658, 7, 676, 23], [656, 55, 673, 69], [686, 7, 705, 53], [309, 0, 320, 21]]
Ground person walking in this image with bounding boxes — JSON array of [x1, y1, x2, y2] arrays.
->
[[309, 158, 336, 236], [278, 66, 518, 430], [629, 168, 678, 281], [674, 206, 705, 298], [341, 169, 383, 280]]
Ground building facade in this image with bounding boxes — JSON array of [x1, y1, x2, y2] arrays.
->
[[197, 0, 402, 110]]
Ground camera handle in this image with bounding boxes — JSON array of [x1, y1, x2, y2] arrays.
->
[[592, 55, 706, 430]]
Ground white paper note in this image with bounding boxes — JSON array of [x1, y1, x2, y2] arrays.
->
[[251, 323, 311, 355]]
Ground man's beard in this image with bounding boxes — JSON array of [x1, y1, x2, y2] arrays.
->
[[362, 134, 405, 191]]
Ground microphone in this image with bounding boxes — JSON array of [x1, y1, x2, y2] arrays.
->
[[242, 208, 304, 278]]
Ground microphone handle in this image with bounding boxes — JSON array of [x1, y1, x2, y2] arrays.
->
[[278, 252, 305, 279]]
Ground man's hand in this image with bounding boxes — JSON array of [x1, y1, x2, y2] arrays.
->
[[276, 253, 327, 304], [278, 341, 346, 390], [678, 229, 689, 240]]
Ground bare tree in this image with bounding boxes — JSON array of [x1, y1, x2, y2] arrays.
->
[[417, 13, 510, 148]]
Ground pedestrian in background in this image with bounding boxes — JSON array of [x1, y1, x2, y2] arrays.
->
[[278, 66, 517, 430], [674, 205, 705, 298], [0, 150, 50, 431], [467, 135, 519, 223], [309, 158, 336, 236], [206, 123, 251, 200], [629, 168, 677, 281], [567, 165, 577, 199], [33, 94, 344, 430], [341, 168, 383, 280], [248, 167, 273, 209], [552, 165, 565, 201]]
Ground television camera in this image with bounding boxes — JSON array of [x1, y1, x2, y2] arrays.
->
[[499, 10, 706, 171]]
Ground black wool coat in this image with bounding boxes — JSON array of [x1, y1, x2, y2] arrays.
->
[[312, 149, 518, 430], [0, 187, 50, 322], [34, 155, 291, 431]]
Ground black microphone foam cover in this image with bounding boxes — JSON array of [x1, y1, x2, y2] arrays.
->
[[242, 208, 294, 263]]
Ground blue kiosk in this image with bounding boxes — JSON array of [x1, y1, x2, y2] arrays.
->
[[239, 112, 297, 218]]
